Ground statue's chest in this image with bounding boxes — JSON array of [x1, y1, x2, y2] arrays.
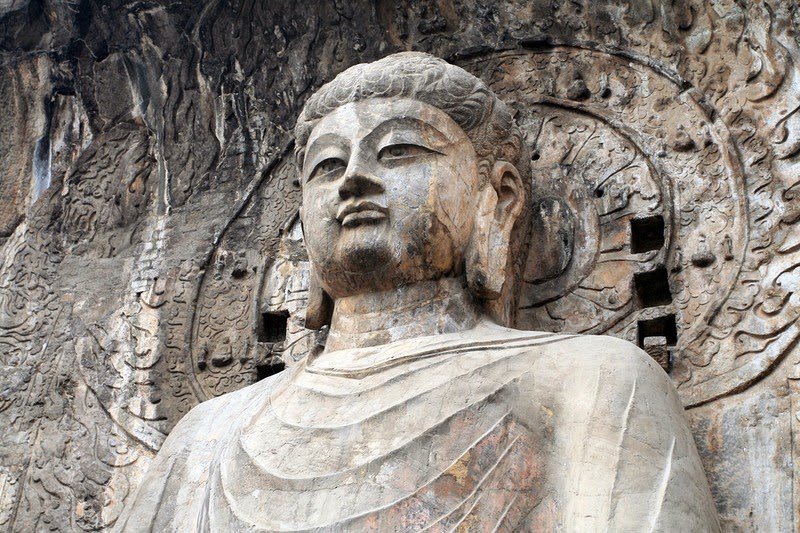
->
[[216, 365, 547, 531]]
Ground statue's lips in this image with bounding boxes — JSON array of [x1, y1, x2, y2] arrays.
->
[[337, 202, 389, 227]]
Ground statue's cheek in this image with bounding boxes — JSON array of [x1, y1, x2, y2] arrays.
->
[[428, 160, 479, 251]]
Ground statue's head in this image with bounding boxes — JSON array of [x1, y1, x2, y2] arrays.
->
[[295, 52, 530, 327]]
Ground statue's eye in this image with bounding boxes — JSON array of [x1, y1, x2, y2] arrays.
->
[[378, 144, 435, 161], [310, 158, 346, 180]]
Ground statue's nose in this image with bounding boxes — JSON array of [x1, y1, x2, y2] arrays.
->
[[338, 159, 384, 200]]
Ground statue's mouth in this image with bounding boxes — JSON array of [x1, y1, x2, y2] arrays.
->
[[337, 202, 389, 227]]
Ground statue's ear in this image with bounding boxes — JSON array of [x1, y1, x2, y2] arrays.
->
[[305, 266, 333, 330], [466, 161, 525, 300], [299, 206, 333, 330]]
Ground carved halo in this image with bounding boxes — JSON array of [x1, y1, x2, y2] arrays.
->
[[188, 47, 797, 410]]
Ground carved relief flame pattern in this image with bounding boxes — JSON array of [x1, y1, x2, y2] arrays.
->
[[1, 0, 799, 530], [463, 48, 758, 407], [224, 46, 798, 412]]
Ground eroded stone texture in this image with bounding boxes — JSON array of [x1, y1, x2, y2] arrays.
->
[[119, 53, 718, 530], [0, 1, 798, 531]]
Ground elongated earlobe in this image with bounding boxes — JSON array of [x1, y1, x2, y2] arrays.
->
[[466, 161, 525, 300], [299, 208, 333, 330], [305, 267, 333, 330], [466, 188, 504, 299]]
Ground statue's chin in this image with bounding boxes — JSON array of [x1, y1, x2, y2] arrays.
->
[[312, 240, 396, 297], [334, 230, 393, 271], [341, 245, 392, 273]]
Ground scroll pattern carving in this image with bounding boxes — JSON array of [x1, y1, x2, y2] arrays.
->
[[0, 125, 158, 530], [235, 44, 797, 412], [190, 43, 798, 414], [463, 48, 759, 406], [188, 157, 303, 400], [61, 125, 154, 257], [1, 0, 798, 530]]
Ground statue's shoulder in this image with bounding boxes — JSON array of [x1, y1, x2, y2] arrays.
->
[[513, 331, 673, 398], [160, 369, 289, 456], [521, 331, 661, 374], [513, 332, 687, 445], [510, 331, 695, 456], [117, 368, 291, 531], [479, 322, 659, 377]]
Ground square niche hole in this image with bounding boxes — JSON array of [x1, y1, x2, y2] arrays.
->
[[630, 215, 665, 253], [637, 314, 678, 348], [257, 358, 285, 381], [634, 267, 672, 308], [260, 311, 289, 343]]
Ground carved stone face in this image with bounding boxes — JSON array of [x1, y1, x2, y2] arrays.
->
[[300, 98, 481, 299]]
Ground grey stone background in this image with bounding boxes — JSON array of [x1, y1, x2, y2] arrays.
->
[[1, 0, 799, 530]]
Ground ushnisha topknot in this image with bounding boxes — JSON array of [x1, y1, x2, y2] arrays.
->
[[294, 51, 526, 183]]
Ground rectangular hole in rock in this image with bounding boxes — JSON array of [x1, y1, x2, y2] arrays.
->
[[630, 215, 665, 253], [634, 267, 672, 308], [260, 311, 289, 343], [637, 314, 678, 348], [257, 358, 285, 381]]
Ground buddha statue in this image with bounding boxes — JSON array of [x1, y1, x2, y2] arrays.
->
[[118, 52, 719, 532]]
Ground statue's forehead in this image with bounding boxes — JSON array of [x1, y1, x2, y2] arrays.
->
[[307, 98, 465, 144]]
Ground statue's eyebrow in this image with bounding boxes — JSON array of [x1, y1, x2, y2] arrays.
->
[[304, 133, 349, 166], [363, 116, 452, 146]]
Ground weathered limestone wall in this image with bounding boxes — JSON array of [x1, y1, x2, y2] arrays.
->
[[0, 1, 798, 530]]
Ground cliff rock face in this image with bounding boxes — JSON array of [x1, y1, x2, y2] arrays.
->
[[0, 1, 798, 530]]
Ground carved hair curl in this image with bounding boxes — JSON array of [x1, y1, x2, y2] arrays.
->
[[294, 51, 525, 181], [295, 52, 532, 326]]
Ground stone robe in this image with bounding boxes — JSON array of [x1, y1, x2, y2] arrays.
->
[[117, 321, 719, 531]]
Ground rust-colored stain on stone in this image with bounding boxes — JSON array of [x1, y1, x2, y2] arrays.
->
[[0, 1, 797, 531]]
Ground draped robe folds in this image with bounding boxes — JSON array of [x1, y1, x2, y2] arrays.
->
[[117, 321, 720, 532]]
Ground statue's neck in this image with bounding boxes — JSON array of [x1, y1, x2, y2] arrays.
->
[[324, 277, 481, 353]]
